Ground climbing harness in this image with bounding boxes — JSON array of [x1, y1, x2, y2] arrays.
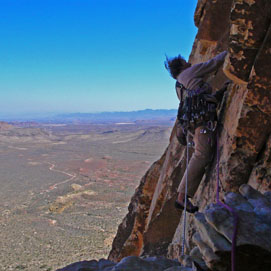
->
[[216, 130, 238, 271], [176, 81, 217, 134]]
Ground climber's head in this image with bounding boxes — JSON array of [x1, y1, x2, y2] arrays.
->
[[164, 55, 191, 79]]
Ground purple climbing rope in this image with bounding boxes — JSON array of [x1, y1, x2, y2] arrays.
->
[[216, 131, 238, 271]]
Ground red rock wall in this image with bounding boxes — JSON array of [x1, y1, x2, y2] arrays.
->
[[109, 150, 167, 261], [109, 0, 271, 262]]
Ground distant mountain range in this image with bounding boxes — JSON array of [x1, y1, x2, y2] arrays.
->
[[1, 109, 177, 123], [56, 109, 177, 123]]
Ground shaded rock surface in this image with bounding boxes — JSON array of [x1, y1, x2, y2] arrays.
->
[[109, 125, 187, 260], [193, 185, 271, 271], [109, 152, 167, 261]]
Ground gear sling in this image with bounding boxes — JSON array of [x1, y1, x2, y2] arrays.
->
[[176, 81, 217, 136]]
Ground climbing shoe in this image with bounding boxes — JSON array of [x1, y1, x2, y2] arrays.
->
[[175, 198, 199, 214]]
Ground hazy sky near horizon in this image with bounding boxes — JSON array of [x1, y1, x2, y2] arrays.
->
[[0, 0, 197, 115]]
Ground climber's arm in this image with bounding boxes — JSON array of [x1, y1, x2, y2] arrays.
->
[[176, 120, 187, 146], [188, 51, 227, 77], [214, 80, 231, 102]]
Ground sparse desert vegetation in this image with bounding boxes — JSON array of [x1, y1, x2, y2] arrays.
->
[[0, 121, 173, 271]]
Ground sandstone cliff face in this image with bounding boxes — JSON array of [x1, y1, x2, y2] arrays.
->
[[59, 185, 271, 271], [109, 0, 271, 268]]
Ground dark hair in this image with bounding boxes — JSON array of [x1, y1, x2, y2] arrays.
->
[[164, 55, 188, 79]]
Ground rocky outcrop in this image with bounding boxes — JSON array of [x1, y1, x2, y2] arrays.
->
[[193, 184, 271, 271], [109, 125, 191, 260], [221, 0, 271, 192], [58, 184, 271, 271], [223, 0, 271, 84], [109, 0, 271, 269], [248, 134, 271, 192], [109, 150, 167, 261]]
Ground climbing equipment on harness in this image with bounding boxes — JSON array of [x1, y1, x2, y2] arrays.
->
[[176, 81, 217, 134]]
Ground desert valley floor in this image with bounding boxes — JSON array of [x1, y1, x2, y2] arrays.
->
[[0, 121, 172, 271]]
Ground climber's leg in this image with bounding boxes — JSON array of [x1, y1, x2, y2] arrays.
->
[[177, 126, 214, 199]]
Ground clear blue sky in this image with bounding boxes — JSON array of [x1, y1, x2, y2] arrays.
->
[[0, 0, 197, 115]]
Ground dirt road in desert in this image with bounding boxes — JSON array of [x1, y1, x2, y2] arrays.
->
[[47, 162, 76, 190]]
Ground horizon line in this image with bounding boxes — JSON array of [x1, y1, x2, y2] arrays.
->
[[0, 108, 177, 116]]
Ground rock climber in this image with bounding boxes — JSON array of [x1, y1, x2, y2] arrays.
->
[[165, 51, 229, 213]]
